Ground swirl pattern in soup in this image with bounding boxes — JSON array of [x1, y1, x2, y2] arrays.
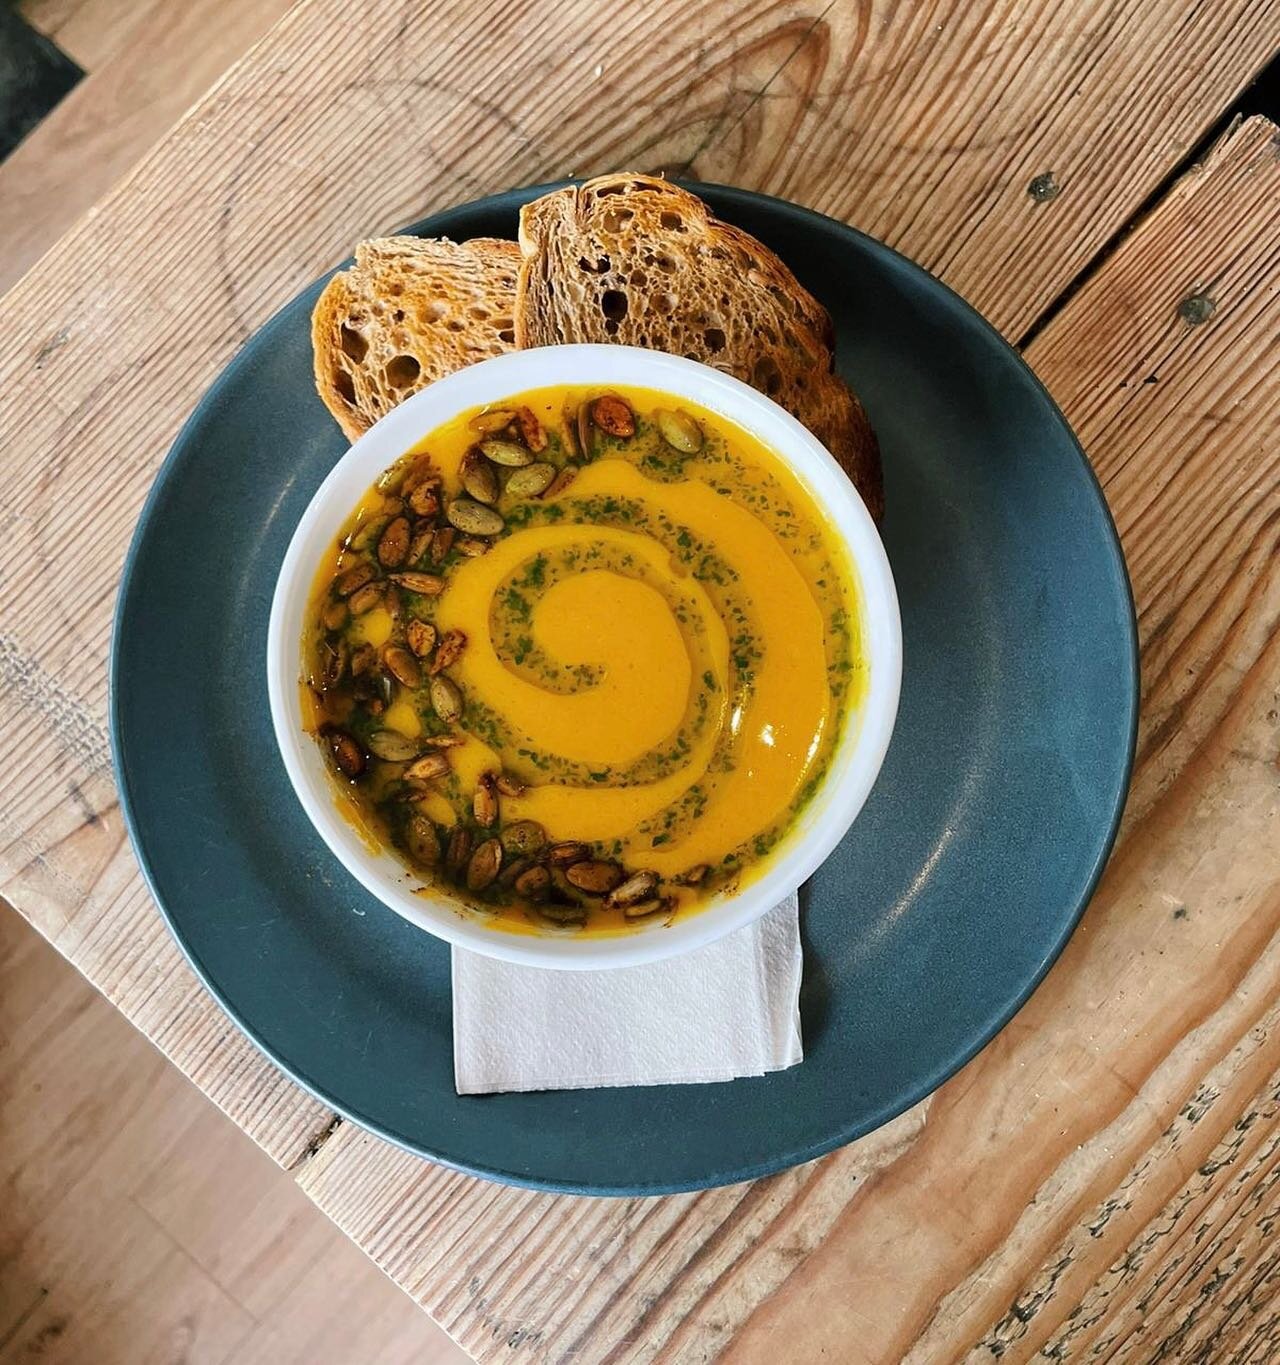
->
[[303, 385, 863, 934]]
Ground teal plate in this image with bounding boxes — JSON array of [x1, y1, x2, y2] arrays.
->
[[110, 185, 1138, 1195]]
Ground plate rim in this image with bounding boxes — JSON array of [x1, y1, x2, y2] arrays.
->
[[108, 180, 1140, 1195]]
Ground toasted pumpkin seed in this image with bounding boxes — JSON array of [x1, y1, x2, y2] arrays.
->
[[469, 408, 517, 435], [366, 730, 421, 762], [515, 406, 548, 452], [377, 515, 411, 567], [336, 561, 375, 597], [604, 870, 659, 909], [407, 480, 440, 517], [656, 407, 704, 453], [547, 841, 588, 866], [328, 730, 365, 778], [406, 619, 437, 657], [429, 674, 464, 723], [466, 837, 503, 891], [538, 901, 586, 926], [446, 826, 473, 875], [404, 815, 441, 867], [319, 638, 347, 690], [423, 733, 466, 748], [349, 643, 377, 676], [429, 526, 455, 563], [407, 525, 435, 564], [347, 582, 383, 615], [500, 819, 546, 856], [565, 860, 624, 894], [622, 897, 672, 920], [515, 865, 551, 899], [494, 773, 526, 797], [478, 438, 534, 468], [456, 535, 491, 557], [429, 629, 466, 675], [383, 645, 421, 688], [674, 863, 710, 885], [499, 855, 533, 887], [404, 750, 450, 783], [542, 464, 578, 499], [447, 498, 505, 535], [461, 453, 500, 504], [389, 571, 445, 596], [591, 395, 635, 437], [576, 402, 593, 459], [321, 598, 349, 631], [473, 772, 499, 828], [505, 462, 556, 498]]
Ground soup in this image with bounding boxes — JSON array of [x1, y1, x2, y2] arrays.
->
[[302, 384, 864, 934]]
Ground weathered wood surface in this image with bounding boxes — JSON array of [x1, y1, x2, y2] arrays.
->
[[297, 114, 1280, 1362], [0, 0, 1277, 1357]]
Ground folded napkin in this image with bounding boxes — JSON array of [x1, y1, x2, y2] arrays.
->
[[452, 893, 803, 1094]]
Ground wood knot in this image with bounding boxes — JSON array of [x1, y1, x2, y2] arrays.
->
[[1027, 172, 1059, 203], [1177, 292, 1216, 325]]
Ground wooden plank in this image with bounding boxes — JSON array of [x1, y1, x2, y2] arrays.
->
[[0, 904, 466, 1364], [295, 115, 1280, 1364], [0, 0, 296, 295], [0, 0, 1273, 1174]]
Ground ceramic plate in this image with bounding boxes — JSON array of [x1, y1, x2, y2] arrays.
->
[[111, 184, 1137, 1194]]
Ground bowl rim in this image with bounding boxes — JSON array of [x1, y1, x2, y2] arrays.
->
[[266, 343, 902, 969]]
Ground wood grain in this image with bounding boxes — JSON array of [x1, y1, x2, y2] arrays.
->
[[295, 114, 1280, 1364], [0, 903, 467, 1365]]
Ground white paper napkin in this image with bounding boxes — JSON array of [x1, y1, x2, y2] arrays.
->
[[452, 894, 803, 1094]]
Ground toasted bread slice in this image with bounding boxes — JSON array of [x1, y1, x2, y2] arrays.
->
[[515, 175, 883, 519], [312, 236, 521, 442]]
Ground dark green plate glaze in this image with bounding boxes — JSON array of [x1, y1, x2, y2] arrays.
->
[[110, 185, 1138, 1195]]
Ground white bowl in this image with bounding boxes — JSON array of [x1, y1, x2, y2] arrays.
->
[[268, 345, 901, 969]]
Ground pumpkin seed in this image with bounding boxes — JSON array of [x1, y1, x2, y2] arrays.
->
[[349, 643, 377, 676], [461, 453, 500, 504], [328, 730, 365, 778], [430, 629, 466, 675], [406, 619, 437, 657], [505, 462, 556, 498], [408, 480, 440, 517], [321, 598, 348, 631], [591, 395, 635, 437], [516, 407, 547, 451], [404, 815, 441, 867], [538, 902, 586, 926], [383, 645, 421, 688], [565, 860, 624, 894], [478, 438, 535, 468], [349, 515, 390, 552], [446, 826, 473, 875], [473, 772, 498, 828], [455, 535, 491, 557], [377, 515, 411, 567], [347, 582, 383, 615], [499, 855, 533, 887], [319, 638, 347, 690], [429, 674, 464, 723], [404, 750, 450, 783], [407, 525, 435, 564], [495, 773, 526, 797], [336, 561, 375, 597], [547, 841, 588, 866], [622, 897, 672, 920], [542, 465, 578, 499], [576, 402, 594, 460], [604, 870, 659, 909], [515, 865, 551, 899], [469, 408, 517, 435], [501, 820, 546, 856], [447, 498, 505, 536], [389, 571, 445, 596], [422, 733, 466, 749], [674, 863, 710, 885], [429, 526, 455, 563], [466, 837, 503, 891], [366, 730, 421, 762], [656, 407, 704, 453]]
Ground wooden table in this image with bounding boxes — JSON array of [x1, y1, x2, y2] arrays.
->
[[2, 2, 1278, 1360]]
